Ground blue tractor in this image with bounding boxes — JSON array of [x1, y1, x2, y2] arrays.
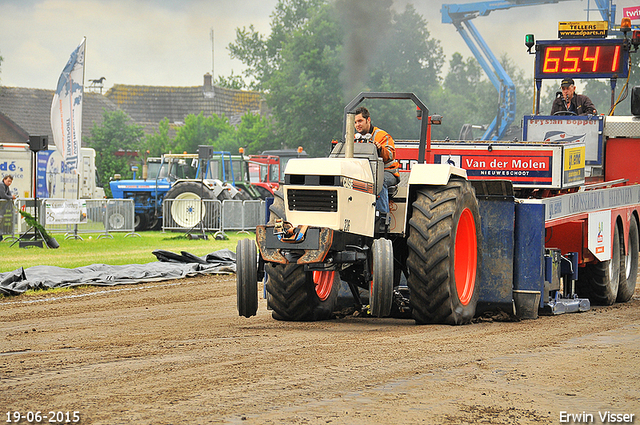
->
[[110, 151, 258, 231]]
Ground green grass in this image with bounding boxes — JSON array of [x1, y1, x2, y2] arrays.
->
[[0, 230, 252, 273]]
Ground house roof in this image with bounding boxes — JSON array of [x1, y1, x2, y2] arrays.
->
[[105, 74, 266, 134], [0, 110, 29, 142], [0, 76, 267, 146], [0, 86, 121, 145]]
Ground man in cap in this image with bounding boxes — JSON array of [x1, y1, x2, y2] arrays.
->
[[551, 77, 597, 116]]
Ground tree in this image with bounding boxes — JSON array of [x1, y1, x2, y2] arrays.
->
[[429, 53, 495, 140], [143, 117, 173, 158], [233, 111, 279, 154], [173, 112, 234, 154], [264, 2, 344, 156], [427, 53, 534, 141], [215, 71, 248, 90], [227, 0, 445, 156], [85, 110, 145, 197], [141, 112, 276, 163], [346, 2, 445, 141], [229, 0, 326, 91]]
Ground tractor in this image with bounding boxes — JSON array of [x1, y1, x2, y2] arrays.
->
[[236, 93, 482, 324]]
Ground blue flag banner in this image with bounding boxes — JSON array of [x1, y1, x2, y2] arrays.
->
[[50, 38, 85, 173]]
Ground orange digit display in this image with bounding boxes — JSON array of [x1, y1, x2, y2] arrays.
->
[[561, 46, 581, 72], [582, 46, 600, 72], [543, 47, 561, 72], [536, 40, 628, 79], [611, 45, 621, 72]]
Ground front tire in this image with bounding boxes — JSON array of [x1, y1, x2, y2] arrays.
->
[[237, 238, 258, 317], [406, 178, 481, 325], [370, 238, 394, 317], [265, 264, 339, 321], [233, 189, 253, 201], [254, 185, 274, 200]]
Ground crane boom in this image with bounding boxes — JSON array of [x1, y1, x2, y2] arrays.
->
[[442, 0, 575, 140], [441, 0, 625, 140]]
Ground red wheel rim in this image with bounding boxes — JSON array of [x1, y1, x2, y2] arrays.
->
[[454, 208, 477, 306], [313, 271, 335, 301]]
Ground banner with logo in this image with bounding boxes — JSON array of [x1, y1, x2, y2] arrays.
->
[[44, 200, 87, 225], [50, 38, 85, 173], [523, 115, 603, 165]]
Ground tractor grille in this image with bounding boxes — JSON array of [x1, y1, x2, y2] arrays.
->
[[287, 189, 338, 212]]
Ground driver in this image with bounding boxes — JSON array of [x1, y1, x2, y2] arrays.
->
[[550, 77, 597, 116], [353, 106, 400, 215]]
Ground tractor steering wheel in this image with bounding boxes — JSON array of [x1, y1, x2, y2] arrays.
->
[[553, 110, 577, 116]]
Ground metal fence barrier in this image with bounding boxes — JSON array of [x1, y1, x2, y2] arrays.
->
[[103, 199, 137, 237], [5, 198, 266, 239], [10, 198, 137, 240], [162, 198, 222, 232], [0, 200, 15, 241], [162, 199, 265, 233], [45, 198, 137, 238], [6, 197, 266, 239], [222, 200, 264, 233]]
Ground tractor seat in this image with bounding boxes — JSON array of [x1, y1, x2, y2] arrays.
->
[[388, 184, 398, 199]]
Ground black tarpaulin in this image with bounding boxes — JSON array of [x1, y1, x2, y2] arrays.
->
[[0, 249, 236, 296]]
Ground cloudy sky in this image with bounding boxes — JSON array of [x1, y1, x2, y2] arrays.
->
[[1, 0, 638, 92]]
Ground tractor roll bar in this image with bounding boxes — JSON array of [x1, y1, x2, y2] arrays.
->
[[342, 92, 430, 164]]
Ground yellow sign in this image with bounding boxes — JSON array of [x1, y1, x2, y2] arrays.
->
[[558, 21, 608, 38], [564, 145, 586, 184]]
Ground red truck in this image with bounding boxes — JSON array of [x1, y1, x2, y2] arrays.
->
[[248, 148, 308, 199]]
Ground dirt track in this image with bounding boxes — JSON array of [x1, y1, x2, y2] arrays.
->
[[1, 275, 639, 424]]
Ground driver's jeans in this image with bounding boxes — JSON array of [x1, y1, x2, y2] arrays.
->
[[376, 171, 400, 214]]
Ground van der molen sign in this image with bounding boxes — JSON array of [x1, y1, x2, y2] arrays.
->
[[558, 21, 608, 38]]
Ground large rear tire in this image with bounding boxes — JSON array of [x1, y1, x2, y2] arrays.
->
[[577, 224, 621, 305], [618, 218, 638, 303], [134, 213, 148, 232], [217, 187, 233, 201], [265, 264, 339, 321], [370, 238, 394, 317], [149, 216, 161, 230], [233, 189, 253, 201], [254, 185, 274, 200], [406, 178, 481, 325], [236, 238, 258, 317], [165, 182, 216, 228]]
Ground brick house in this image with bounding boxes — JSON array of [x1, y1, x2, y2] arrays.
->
[[105, 73, 267, 137], [0, 73, 266, 146]]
